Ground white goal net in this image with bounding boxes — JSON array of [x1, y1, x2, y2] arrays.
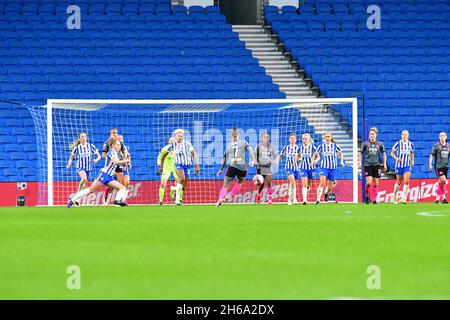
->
[[27, 98, 358, 206]]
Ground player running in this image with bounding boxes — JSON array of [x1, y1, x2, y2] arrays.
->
[[157, 137, 179, 205], [429, 132, 449, 204], [102, 128, 128, 205], [279, 132, 301, 205], [316, 132, 344, 204], [390, 130, 415, 204], [118, 135, 131, 199], [68, 138, 129, 208], [67, 132, 101, 192], [359, 128, 387, 204], [158, 129, 200, 205], [254, 133, 278, 205], [216, 127, 255, 207], [298, 133, 320, 205]]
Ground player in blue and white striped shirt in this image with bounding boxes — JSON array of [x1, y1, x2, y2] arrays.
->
[[158, 129, 200, 205], [118, 135, 131, 195], [68, 138, 130, 208], [315, 132, 344, 204], [298, 133, 320, 205], [66, 132, 101, 192], [279, 132, 301, 205], [390, 130, 415, 204]]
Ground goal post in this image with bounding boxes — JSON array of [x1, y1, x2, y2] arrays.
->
[[30, 98, 358, 206]]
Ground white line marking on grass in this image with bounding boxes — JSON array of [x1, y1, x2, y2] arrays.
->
[[417, 211, 447, 217], [329, 297, 366, 300], [344, 210, 352, 214]]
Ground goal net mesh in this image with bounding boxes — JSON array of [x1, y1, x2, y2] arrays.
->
[[28, 100, 357, 206]]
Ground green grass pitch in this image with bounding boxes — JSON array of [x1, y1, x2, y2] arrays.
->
[[0, 203, 449, 300]]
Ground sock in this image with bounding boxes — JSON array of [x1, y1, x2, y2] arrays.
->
[[393, 183, 400, 198], [317, 186, 323, 201], [258, 183, 264, 194], [302, 186, 308, 202], [78, 180, 86, 192], [440, 182, 446, 199], [402, 184, 409, 201], [372, 186, 378, 202], [104, 187, 111, 201], [365, 183, 371, 200], [159, 187, 165, 202], [115, 188, 126, 202], [175, 183, 183, 203], [180, 188, 184, 201], [219, 187, 228, 200], [71, 188, 90, 202], [436, 183, 442, 200], [229, 183, 242, 197], [290, 183, 297, 200], [267, 187, 273, 200]]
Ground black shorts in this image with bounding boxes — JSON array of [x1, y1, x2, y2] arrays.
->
[[225, 166, 247, 180], [115, 166, 124, 173], [436, 167, 448, 178], [364, 165, 381, 178]]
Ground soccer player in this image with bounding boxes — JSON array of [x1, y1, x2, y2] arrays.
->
[[316, 132, 344, 204], [429, 132, 449, 204], [102, 128, 128, 205], [279, 132, 301, 205], [158, 129, 200, 205], [66, 132, 101, 192], [68, 138, 129, 208], [216, 127, 255, 207], [298, 133, 320, 205], [390, 130, 415, 204], [254, 133, 278, 205], [359, 128, 387, 204], [118, 135, 131, 197], [157, 137, 179, 205]]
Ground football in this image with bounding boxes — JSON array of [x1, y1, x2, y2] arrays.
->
[[17, 182, 27, 191], [252, 174, 264, 186]]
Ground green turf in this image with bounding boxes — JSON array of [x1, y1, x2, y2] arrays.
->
[[0, 203, 449, 299]]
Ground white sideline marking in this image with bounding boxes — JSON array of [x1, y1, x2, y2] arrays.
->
[[329, 297, 366, 300], [344, 210, 352, 214], [416, 211, 447, 217]]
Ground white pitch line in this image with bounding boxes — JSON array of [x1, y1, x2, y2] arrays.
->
[[416, 211, 447, 217]]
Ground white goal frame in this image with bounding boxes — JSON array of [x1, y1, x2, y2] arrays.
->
[[46, 98, 358, 206]]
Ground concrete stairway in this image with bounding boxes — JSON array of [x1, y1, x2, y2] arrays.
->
[[232, 25, 315, 99]]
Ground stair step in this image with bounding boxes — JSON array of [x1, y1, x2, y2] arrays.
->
[[258, 60, 290, 65], [238, 33, 270, 38], [275, 80, 306, 84]]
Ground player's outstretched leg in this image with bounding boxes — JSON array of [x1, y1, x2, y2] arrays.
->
[[216, 186, 228, 207]]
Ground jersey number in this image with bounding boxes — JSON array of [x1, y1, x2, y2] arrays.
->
[[233, 146, 239, 160]]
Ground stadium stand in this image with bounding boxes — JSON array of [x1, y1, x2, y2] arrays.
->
[[264, 0, 450, 177], [0, 0, 285, 182]]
